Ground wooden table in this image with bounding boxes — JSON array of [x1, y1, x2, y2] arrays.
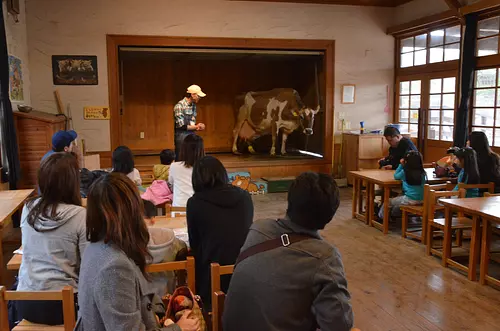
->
[[440, 197, 500, 286], [351, 168, 454, 235], [0, 189, 34, 284], [7, 215, 187, 271]]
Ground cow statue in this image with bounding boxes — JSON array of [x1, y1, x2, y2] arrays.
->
[[232, 88, 319, 156]]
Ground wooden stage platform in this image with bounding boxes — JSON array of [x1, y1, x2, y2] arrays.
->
[[134, 153, 332, 180]]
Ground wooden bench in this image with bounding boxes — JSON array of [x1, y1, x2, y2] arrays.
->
[[0, 286, 75, 331], [147, 256, 196, 292]]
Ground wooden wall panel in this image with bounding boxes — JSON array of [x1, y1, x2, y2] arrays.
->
[[120, 54, 323, 153], [122, 59, 175, 150]]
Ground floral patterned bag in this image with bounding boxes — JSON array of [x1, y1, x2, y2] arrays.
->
[[161, 286, 207, 331]]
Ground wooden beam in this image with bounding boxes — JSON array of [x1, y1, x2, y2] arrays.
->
[[443, 0, 462, 12], [387, 10, 459, 36], [228, 0, 413, 7], [461, 0, 500, 16]]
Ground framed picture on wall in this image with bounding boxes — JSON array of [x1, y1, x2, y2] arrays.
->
[[52, 55, 98, 85], [341, 84, 356, 104]]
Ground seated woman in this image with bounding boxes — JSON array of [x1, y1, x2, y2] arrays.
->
[[112, 145, 142, 186], [469, 131, 500, 192], [169, 135, 205, 207], [449, 147, 480, 198], [187, 156, 253, 309], [77, 173, 199, 331], [17, 152, 87, 325]]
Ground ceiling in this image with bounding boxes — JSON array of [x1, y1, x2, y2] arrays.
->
[[232, 0, 414, 7]]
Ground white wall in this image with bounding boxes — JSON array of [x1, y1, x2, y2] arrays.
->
[[26, 0, 395, 152], [4, 0, 30, 107], [393, 0, 449, 26]]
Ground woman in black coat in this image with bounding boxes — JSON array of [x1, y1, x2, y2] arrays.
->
[[186, 156, 253, 310], [469, 131, 500, 192]]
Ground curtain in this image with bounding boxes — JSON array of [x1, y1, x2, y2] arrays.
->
[[454, 13, 479, 147], [0, 4, 20, 189]]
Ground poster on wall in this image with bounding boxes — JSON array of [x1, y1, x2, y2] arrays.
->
[[8, 55, 23, 102], [52, 55, 98, 85], [84, 106, 110, 120]]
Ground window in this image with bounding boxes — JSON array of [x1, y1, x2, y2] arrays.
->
[[397, 80, 421, 136], [427, 77, 456, 141], [399, 25, 461, 68], [472, 68, 500, 146], [477, 16, 500, 57]]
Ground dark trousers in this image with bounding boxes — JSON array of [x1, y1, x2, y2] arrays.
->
[[15, 293, 78, 326]]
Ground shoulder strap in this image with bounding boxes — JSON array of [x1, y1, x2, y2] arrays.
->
[[235, 233, 315, 267]]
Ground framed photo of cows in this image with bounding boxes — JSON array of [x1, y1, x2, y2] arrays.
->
[[341, 84, 356, 104], [52, 55, 98, 85]]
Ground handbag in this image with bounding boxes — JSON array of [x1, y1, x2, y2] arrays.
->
[[161, 286, 207, 331]]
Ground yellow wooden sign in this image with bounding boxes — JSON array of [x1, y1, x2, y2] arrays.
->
[[84, 106, 110, 120]]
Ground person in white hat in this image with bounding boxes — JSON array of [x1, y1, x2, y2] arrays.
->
[[173, 84, 206, 160]]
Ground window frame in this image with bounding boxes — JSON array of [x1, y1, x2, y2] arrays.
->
[[476, 16, 500, 58], [394, 23, 462, 140]]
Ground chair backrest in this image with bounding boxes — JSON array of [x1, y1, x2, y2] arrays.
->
[[210, 263, 235, 331], [146, 256, 196, 292], [457, 182, 494, 194], [165, 205, 187, 218], [429, 189, 465, 216], [484, 192, 500, 197], [423, 182, 454, 220], [0, 286, 75, 331]]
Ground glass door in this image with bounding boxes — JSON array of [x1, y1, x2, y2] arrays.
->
[[396, 71, 458, 162], [423, 71, 458, 162]]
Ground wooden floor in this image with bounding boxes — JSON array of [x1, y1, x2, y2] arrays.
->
[[3, 187, 500, 330], [253, 188, 500, 331]]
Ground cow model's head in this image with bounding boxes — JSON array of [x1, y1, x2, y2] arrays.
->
[[297, 106, 320, 135]]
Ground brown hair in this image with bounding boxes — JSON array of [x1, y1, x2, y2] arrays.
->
[[86, 172, 151, 275], [27, 152, 81, 231], [179, 134, 205, 168]]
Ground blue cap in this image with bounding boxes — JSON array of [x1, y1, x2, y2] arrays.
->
[[52, 130, 77, 151]]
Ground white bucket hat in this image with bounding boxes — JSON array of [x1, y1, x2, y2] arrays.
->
[[187, 84, 206, 97]]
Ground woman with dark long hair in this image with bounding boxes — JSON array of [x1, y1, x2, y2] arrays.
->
[[450, 147, 481, 197], [16, 152, 86, 325], [76, 173, 199, 331], [469, 131, 500, 192], [168, 134, 205, 207], [187, 156, 253, 310]]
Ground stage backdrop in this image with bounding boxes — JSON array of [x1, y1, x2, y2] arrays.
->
[[120, 50, 325, 154]]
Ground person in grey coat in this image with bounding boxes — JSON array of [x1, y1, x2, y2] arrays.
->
[[76, 173, 199, 331], [223, 172, 354, 331]]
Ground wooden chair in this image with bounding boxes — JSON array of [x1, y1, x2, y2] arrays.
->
[[166, 205, 187, 218], [482, 192, 499, 197], [401, 182, 454, 243], [426, 189, 473, 259], [146, 256, 196, 292], [0, 286, 76, 331], [458, 182, 494, 196], [210, 263, 235, 331], [136, 164, 154, 186]]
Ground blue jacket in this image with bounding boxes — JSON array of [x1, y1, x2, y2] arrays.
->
[[453, 169, 479, 198], [394, 164, 425, 201]]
